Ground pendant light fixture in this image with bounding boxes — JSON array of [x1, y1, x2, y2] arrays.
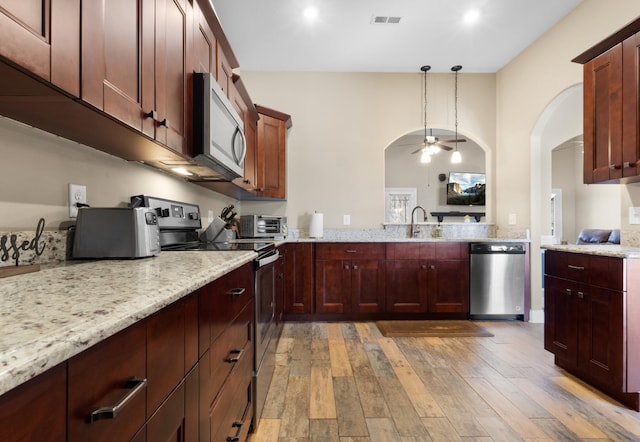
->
[[451, 65, 463, 164]]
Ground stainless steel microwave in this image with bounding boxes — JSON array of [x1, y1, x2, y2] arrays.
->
[[192, 72, 246, 181]]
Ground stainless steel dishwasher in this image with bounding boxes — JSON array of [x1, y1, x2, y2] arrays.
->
[[469, 242, 526, 320]]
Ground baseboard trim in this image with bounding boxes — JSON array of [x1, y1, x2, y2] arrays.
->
[[529, 309, 544, 323]]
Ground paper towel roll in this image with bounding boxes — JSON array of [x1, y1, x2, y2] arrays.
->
[[309, 212, 323, 238]]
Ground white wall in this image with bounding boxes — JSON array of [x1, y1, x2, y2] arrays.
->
[[241, 71, 496, 229], [0, 116, 237, 230]]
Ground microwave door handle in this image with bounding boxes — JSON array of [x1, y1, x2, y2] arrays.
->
[[232, 127, 247, 165]]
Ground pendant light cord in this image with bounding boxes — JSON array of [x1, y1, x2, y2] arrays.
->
[[451, 65, 462, 152], [420, 65, 431, 144]]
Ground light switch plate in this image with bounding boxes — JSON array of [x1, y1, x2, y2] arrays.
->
[[629, 207, 640, 225], [343, 214, 351, 225]]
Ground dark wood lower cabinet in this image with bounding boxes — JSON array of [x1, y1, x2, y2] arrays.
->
[[544, 250, 640, 411]]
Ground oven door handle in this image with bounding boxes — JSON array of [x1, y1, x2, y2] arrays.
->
[[256, 249, 280, 267]]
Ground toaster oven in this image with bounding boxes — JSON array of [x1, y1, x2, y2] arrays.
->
[[239, 215, 287, 239]]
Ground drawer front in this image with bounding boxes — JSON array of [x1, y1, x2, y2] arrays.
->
[[545, 251, 622, 290], [435, 242, 467, 260], [146, 299, 185, 418], [202, 302, 252, 408], [316, 243, 385, 260], [0, 363, 66, 442], [589, 255, 623, 290], [68, 321, 147, 442], [545, 250, 589, 280], [208, 338, 253, 442], [199, 262, 253, 355]]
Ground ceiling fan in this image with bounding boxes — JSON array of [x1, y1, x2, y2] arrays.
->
[[403, 65, 466, 155]]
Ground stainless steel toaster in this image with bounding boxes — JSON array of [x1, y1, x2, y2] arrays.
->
[[72, 207, 160, 258]]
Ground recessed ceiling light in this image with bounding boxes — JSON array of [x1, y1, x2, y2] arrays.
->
[[463, 9, 480, 24], [303, 6, 318, 21]]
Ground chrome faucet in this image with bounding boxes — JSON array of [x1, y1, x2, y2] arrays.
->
[[410, 206, 427, 238]]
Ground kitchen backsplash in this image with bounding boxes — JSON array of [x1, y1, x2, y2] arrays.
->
[[0, 229, 68, 268], [4, 225, 640, 269]]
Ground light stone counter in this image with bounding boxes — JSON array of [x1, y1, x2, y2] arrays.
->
[[0, 250, 256, 396], [542, 244, 640, 258]]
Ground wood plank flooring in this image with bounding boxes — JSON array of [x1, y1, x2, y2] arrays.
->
[[249, 321, 640, 441]]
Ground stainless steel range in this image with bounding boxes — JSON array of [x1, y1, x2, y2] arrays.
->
[[130, 195, 280, 431]]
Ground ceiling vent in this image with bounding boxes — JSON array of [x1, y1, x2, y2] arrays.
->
[[371, 15, 401, 24]]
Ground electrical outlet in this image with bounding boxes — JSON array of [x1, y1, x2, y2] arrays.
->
[[69, 184, 87, 218], [343, 214, 351, 225], [508, 213, 517, 225]]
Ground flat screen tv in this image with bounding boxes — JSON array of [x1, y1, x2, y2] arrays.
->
[[446, 172, 486, 206]]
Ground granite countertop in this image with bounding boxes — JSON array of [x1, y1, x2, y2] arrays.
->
[[542, 244, 640, 258], [287, 237, 531, 243], [0, 250, 256, 396]]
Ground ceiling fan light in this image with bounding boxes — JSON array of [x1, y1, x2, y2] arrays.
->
[[420, 150, 431, 163], [451, 150, 462, 164], [425, 135, 437, 144], [428, 145, 441, 155]]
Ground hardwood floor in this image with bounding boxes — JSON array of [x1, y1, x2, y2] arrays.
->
[[249, 321, 640, 441]]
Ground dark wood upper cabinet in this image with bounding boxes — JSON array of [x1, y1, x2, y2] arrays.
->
[[0, 0, 80, 96], [574, 17, 640, 184], [255, 105, 292, 200], [81, 0, 188, 155]]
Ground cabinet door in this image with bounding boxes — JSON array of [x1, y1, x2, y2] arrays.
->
[[82, 0, 155, 137], [427, 259, 469, 313], [284, 243, 314, 315], [315, 259, 351, 313], [583, 43, 623, 183], [622, 31, 640, 179], [351, 259, 385, 313], [0, 363, 66, 442], [154, 0, 188, 153], [256, 108, 289, 199], [543, 276, 578, 368], [0, 0, 80, 95], [385, 259, 427, 313], [577, 286, 624, 389], [192, 0, 216, 75]]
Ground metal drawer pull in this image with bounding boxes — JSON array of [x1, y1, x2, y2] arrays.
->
[[577, 292, 584, 299], [226, 349, 243, 363], [565, 288, 572, 295], [227, 421, 243, 441], [345, 249, 357, 253], [88, 378, 147, 423], [227, 288, 246, 297], [567, 265, 585, 270]]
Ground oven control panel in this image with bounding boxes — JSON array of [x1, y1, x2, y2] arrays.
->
[[130, 195, 201, 230]]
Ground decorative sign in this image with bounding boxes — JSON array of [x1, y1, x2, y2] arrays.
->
[[0, 218, 47, 267]]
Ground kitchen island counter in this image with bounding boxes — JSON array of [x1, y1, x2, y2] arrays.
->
[[542, 244, 640, 258], [0, 250, 256, 396]]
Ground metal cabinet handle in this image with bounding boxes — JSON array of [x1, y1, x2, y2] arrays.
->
[[577, 291, 584, 299], [88, 378, 147, 423], [144, 110, 157, 120], [567, 265, 585, 271], [158, 118, 169, 128], [353, 265, 359, 270], [609, 164, 620, 170], [226, 288, 245, 297], [226, 349, 243, 363], [227, 421, 243, 441], [430, 264, 436, 270], [421, 264, 427, 269], [345, 250, 357, 253], [344, 265, 350, 270]]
